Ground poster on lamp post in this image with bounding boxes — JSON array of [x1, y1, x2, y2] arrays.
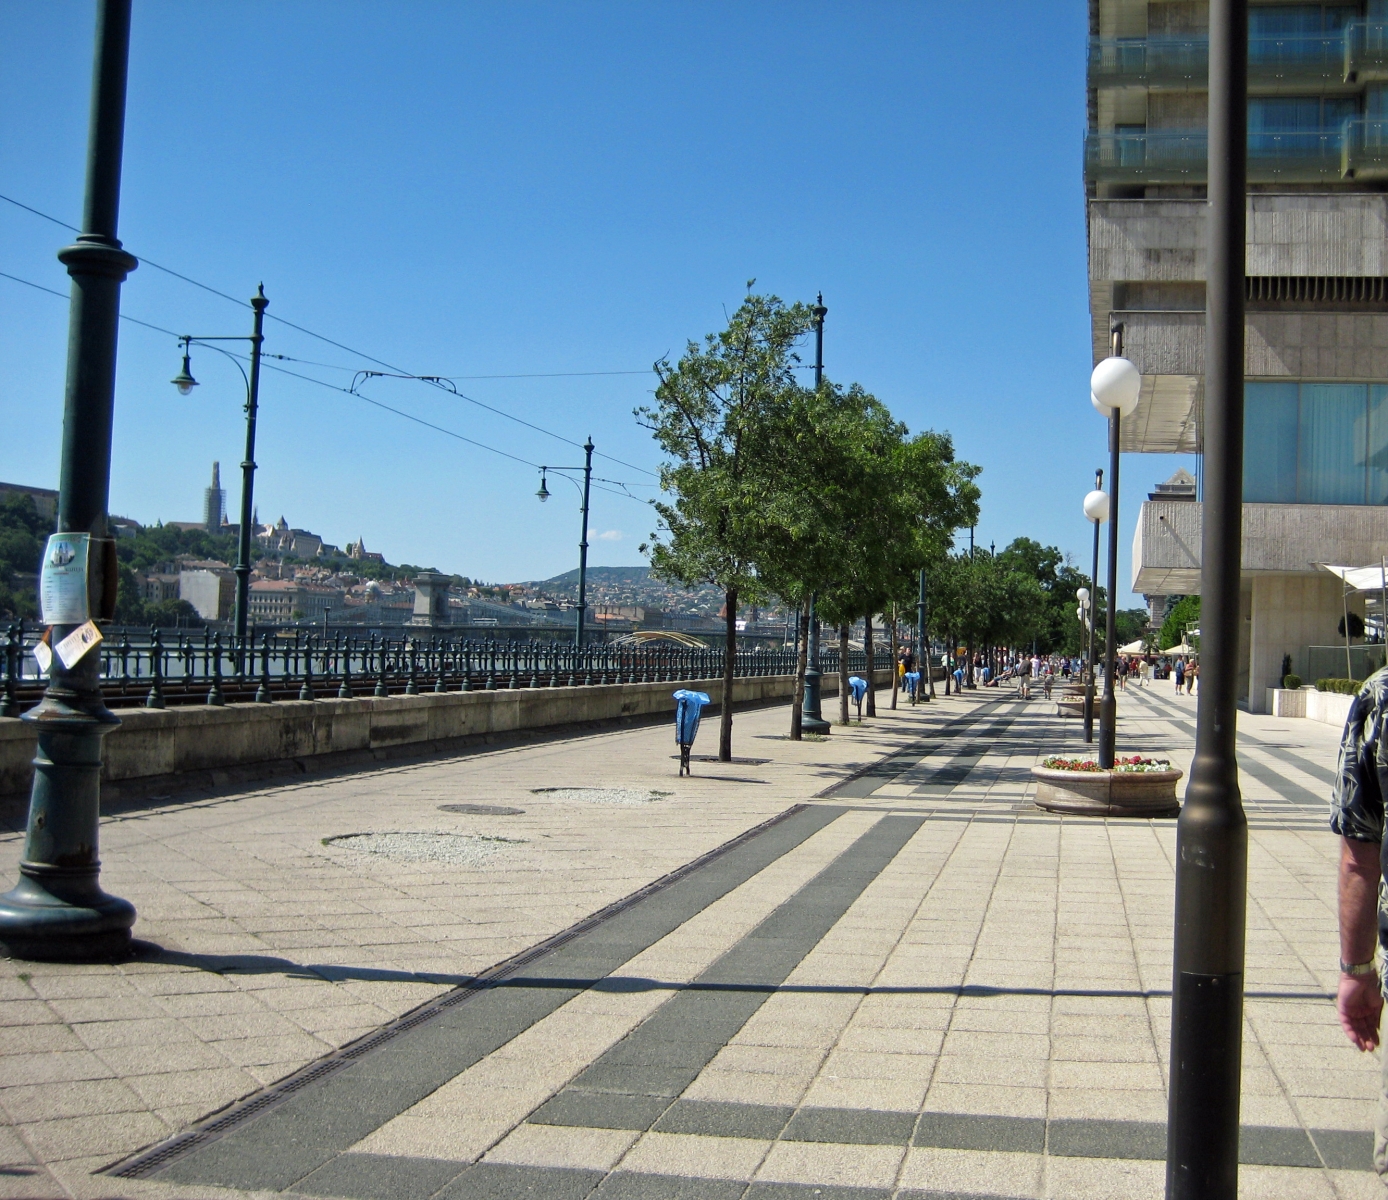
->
[[39, 533, 91, 626]]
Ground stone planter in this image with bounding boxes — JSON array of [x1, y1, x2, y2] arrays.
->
[[1054, 688, 1087, 719], [1031, 763, 1182, 818]]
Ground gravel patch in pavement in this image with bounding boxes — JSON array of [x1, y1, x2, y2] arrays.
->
[[323, 831, 526, 864], [531, 786, 672, 805]]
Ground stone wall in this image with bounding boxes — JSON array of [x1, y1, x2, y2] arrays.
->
[[0, 669, 894, 800]]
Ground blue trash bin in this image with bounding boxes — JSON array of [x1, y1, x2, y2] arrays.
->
[[849, 675, 868, 720], [673, 689, 711, 775]]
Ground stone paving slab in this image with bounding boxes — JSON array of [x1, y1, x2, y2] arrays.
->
[[0, 682, 1380, 1198]]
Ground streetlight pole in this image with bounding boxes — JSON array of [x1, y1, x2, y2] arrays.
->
[[917, 568, 932, 702], [577, 438, 592, 647], [171, 286, 268, 664], [535, 438, 594, 648], [1099, 325, 1124, 768], [1083, 469, 1107, 742], [1166, 0, 1249, 1193], [802, 295, 830, 734], [0, 0, 137, 961]]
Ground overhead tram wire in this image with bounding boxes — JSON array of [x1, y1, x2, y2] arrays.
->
[[0, 267, 647, 503], [0, 191, 659, 478]]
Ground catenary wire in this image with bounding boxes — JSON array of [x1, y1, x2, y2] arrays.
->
[[0, 191, 659, 477], [0, 267, 649, 502]]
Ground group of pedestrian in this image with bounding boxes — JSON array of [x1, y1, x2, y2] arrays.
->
[[1172, 656, 1197, 695]]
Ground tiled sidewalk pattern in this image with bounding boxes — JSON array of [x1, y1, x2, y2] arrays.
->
[[0, 682, 1379, 1198]]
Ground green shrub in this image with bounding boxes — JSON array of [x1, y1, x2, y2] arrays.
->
[[1282, 673, 1301, 691], [1316, 678, 1364, 695]]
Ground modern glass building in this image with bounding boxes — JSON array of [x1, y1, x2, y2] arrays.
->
[[1089, 0, 1388, 707]]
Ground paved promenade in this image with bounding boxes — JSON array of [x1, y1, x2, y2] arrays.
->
[[0, 682, 1375, 1199]]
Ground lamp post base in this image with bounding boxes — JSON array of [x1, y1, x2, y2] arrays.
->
[[801, 667, 831, 735], [0, 871, 135, 962], [0, 708, 134, 963]]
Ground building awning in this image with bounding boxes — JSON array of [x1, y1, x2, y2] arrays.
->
[[1318, 562, 1388, 592]]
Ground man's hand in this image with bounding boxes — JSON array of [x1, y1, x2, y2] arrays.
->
[[1338, 972, 1383, 1051]]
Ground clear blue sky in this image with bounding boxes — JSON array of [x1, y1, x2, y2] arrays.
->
[[0, 1, 1184, 604]]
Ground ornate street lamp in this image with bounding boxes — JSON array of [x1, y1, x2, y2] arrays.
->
[[535, 442, 594, 647], [1090, 333, 1140, 768], [1082, 472, 1108, 742], [0, 0, 138, 960], [802, 294, 831, 734], [170, 285, 269, 667]]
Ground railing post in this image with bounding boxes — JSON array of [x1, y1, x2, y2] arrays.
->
[[405, 638, 419, 695], [0, 624, 19, 719], [207, 632, 225, 707], [257, 630, 273, 703], [146, 627, 165, 710], [299, 635, 315, 701]]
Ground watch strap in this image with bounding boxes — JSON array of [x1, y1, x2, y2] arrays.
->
[[1341, 959, 1377, 976]]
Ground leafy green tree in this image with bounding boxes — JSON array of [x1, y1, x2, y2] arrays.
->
[[639, 290, 814, 760], [0, 494, 50, 619], [1159, 595, 1200, 649]]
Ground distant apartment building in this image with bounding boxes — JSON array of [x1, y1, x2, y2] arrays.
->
[[179, 568, 235, 621], [1088, 0, 1388, 707], [248, 579, 343, 623], [141, 573, 181, 603]]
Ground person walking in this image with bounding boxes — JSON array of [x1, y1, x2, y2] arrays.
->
[[1330, 670, 1388, 1179], [1139, 657, 1151, 687], [1174, 657, 1186, 693], [1186, 659, 1198, 695]]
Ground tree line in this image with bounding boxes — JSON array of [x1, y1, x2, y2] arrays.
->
[[638, 291, 1150, 761]]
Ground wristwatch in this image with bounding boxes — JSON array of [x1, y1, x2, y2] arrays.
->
[[1341, 959, 1377, 976]]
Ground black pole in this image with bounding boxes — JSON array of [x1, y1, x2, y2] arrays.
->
[[1098, 326, 1123, 769], [0, 0, 137, 961], [917, 568, 931, 702], [1166, 0, 1248, 1193], [234, 286, 267, 662], [802, 295, 830, 734], [1085, 467, 1103, 743], [575, 438, 593, 647]]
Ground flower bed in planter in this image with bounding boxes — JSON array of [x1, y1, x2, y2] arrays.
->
[[1031, 755, 1181, 818]]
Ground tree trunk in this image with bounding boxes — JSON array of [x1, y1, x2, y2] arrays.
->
[[865, 614, 876, 717], [838, 624, 850, 725], [924, 601, 936, 698], [790, 598, 808, 740], [720, 588, 737, 761], [889, 607, 899, 711]]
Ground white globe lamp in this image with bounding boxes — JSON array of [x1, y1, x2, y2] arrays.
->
[[1090, 356, 1142, 417], [1083, 489, 1110, 523]]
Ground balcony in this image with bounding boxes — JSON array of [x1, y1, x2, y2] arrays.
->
[[1088, 26, 1388, 90], [1086, 127, 1353, 184], [1087, 120, 1388, 184]]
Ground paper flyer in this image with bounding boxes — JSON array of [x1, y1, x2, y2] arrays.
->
[[55, 620, 103, 670], [39, 534, 91, 626]]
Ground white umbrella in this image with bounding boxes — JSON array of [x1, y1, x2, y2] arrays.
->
[[1162, 641, 1196, 657], [1118, 639, 1146, 655]]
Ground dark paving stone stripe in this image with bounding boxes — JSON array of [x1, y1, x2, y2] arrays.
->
[[822, 703, 1012, 798], [654, 1099, 793, 1140], [533, 815, 926, 1134], [1125, 691, 1330, 810], [783, 1105, 916, 1145], [907, 715, 1025, 798], [129, 803, 848, 1191], [593, 1173, 746, 1199], [916, 1111, 1044, 1154]]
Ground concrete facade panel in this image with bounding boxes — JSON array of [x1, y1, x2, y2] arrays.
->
[[1091, 195, 1388, 282]]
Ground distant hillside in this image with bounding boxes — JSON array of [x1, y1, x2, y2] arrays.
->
[[524, 565, 724, 614], [529, 566, 654, 590]]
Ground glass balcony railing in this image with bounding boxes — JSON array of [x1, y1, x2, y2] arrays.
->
[[1086, 126, 1353, 184], [1088, 25, 1388, 88]]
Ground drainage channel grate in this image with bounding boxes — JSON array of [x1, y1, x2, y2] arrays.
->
[[104, 802, 809, 1180]]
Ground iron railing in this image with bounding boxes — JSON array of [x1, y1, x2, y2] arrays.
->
[[0, 623, 891, 714]]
